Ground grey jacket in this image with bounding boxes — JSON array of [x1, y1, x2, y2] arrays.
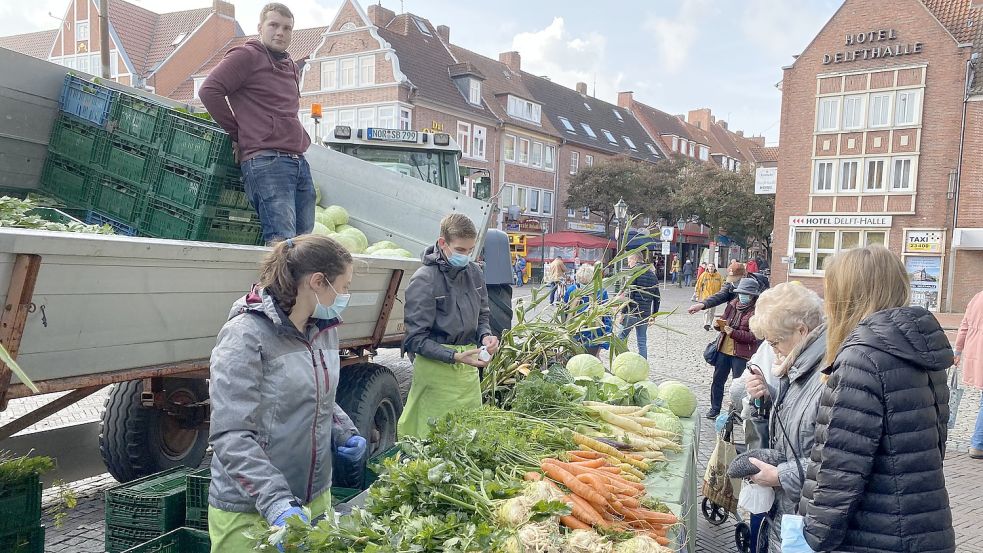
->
[[402, 244, 492, 364], [766, 325, 827, 553], [207, 286, 357, 523]]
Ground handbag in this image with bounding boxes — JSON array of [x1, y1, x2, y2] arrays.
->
[[704, 338, 720, 365], [948, 365, 963, 430]]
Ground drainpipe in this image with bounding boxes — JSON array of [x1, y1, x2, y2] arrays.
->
[[944, 53, 978, 313]]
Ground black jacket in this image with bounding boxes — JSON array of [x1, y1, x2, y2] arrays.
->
[[626, 268, 660, 317], [701, 272, 770, 310], [800, 307, 954, 553]]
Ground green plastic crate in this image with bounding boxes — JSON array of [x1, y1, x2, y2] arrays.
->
[[330, 487, 361, 506], [162, 113, 234, 172], [106, 524, 161, 553], [184, 469, 209, 531], [90, 172, 147, 226], [122, 527, 210, 553], [105, 500, 185, 533], [0, 525, 44, 553], [111, 93, 167, 147], [101, 138, 157, 188], [216, 170, 250, 210], [0, 475, 41, 534], [153, 162, 223, 211], [105, 467, 192, 529], [141, 197, 210, 241], [205, 208, 262, 245], [39, 153, 92, 208], [48, 115, 106, 166]]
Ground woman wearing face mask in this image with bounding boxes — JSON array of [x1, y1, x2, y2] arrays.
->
[[398, 214, 500, 438], [742, 283, 827, 553], [207, 235, 363, 553], [707, 277, 763, 419], [695, 263, 724, 331]]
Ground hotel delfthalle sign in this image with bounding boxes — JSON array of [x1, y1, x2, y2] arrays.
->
[[789, 215, 892, 227], [823, 29, 923, 65]]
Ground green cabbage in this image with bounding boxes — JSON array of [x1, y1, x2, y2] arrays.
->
[[338, 227, 368, 252], [366, 240, 400, 254], [634, 380, 660, 402], [599, 373, 630, 398], [312, 221, 332, 236], [330, 232, 361, 253], [566, 354, 604, 379], [611, 352, 649, 384], [322, 205, 349, 227], [657, 380, 697, 418], [645, 411, 683, 436], [335, 224, 355, 233]]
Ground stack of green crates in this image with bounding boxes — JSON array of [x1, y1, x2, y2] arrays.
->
[[0, 473, 45, 553], [184, 469, 210, 531], [104, 467, 193, 553], [40, 74, 261, 245], [122, 527, 210, 553]]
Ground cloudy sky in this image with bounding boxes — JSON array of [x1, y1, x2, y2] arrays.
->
[[2, 0, 842, 143]]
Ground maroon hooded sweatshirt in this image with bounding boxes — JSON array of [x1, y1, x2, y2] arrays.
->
[[198, 39, 311, 161]]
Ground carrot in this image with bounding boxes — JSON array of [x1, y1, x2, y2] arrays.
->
[[564, 493, 608, 528], [569, 450, 604, 459], [560, 515, 591, 530], [524, 471, 542, 481], [596, 466, 621, 475], [571, 458, 606, 469], [574, 432, 650, 471], [616, 494, 641, 509], [541, 460, 608, 507], [621, 473, 642, 483], [637, 510, 679, 525], [559, 462, 644, 496], [618, 463, 646, 480], [575, 473, 614, 500], [626, 452, 646, 461], [582, 402, 641, 414], [568, 454, 591, 463]]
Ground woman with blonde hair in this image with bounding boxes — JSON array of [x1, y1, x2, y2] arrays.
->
[[565, 263, 612, 357], [695, 263, 724, 331], [794, 245, 954, 552], [739, 283, 826, 553]]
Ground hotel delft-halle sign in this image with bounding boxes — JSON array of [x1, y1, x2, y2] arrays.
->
[[823, 29, 923, 65]]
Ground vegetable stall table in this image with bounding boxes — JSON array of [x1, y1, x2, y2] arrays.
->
[[641, 418, 699, 552]]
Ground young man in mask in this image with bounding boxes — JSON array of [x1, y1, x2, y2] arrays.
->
[[199, 3, 314, 244], [398, 214, 500, 438]]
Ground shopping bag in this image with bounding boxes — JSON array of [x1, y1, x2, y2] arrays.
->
[[948, 366, 963, 430], [701, 433, 741, 514]]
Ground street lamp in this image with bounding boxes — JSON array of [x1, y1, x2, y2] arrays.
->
[[613, 198, 628, 289], [676, 218, 686, 288]]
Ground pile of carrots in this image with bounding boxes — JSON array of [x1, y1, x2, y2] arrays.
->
[[526, 451, 678, 546]]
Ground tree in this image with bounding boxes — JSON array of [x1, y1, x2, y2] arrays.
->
[[564, 157, 666, 234]]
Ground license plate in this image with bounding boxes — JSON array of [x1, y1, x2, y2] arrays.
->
[[366, 128, 418, 142]]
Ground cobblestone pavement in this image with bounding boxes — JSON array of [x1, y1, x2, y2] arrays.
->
[[13, 284, 983, 551]]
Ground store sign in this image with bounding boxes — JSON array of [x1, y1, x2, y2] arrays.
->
[[789, 215, 893, 227], [822, 29, 923, 65], [755, 167, 777, 195], [568, 221, 606, 233], [904, 230, 943, 254], [906, 256, 941, 312]]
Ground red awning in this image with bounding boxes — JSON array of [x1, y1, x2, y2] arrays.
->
[[527, 231, 616, 250]]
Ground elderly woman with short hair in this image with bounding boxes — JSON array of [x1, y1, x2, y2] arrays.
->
[[743, 283, 827, 553]]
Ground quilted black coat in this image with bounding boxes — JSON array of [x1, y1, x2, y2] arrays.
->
[[799, 307, 954, 553]]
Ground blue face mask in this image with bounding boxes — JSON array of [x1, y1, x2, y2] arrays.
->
[[313, 278, 350, 320], [738, 294, 752, 304]]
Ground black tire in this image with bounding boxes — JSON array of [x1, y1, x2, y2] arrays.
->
[[701, 496, 729, 525], [486, 284, 513, 339], [735, 522, 752, 553], [335, 363, 403, 460], [99, 379, 209, 482]]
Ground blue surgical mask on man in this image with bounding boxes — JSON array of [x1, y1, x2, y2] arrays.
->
[[738, 293, 752, 304], [313, 278, 350, 320], [449, 252, 471, 267]]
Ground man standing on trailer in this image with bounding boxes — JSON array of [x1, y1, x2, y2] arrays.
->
[[199, 3, 314, 244]]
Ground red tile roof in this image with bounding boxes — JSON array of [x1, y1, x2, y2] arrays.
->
[[0, 29, 57, 59], [106, 0, 160, 76], [143, 7, 212, 74], [754, 146, 780, 163], [629, 101, 712, 147], [921, 0, 982, 43]]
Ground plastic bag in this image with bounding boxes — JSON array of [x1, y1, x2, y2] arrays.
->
[[738, 481, 775, 514], [780, 514, 817, 552]]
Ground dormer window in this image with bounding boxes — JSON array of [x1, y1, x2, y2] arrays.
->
[[613, 109, 623, 122], [413, 16, 432, 36], [469, 79, 481, 105], [507, 95, 541, 124], [172, 33, 187, 46]]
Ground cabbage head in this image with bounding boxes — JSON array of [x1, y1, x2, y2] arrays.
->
[[611, 352, 649, 383], [330, 232, 361, 253], [323, 205, 349, 227], [312, 221, 331, 236], [566, 354, 604, 379], [657, 380, 697, 418], [339, 227, 368, 252]]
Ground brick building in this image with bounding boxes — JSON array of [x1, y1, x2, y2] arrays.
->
[[771, 0, 983, 313], [0, 0, 241, 93]]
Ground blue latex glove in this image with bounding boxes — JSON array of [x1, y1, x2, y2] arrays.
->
[[336, 435, 367, 463], [715, 412, 730, 434], [272, 506, 309, 552]]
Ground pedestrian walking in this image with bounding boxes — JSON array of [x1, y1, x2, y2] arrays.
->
[[618, 253, 661, 359], [742, 283, 827, 553], [671, 256, 681, 285], [565, 264, 612, 358], [207, 234, 363, 553], [955, 289, 983, 459], [398, 214, 500, 438], [706, 277, 763, 418], [514, 255, 527, 287], [546, 257, 567, 304], [697, 261, 707, 282], [695, 263, 724, 330], [796, 245, 954, 553], [746, 257, 759, 274], [199, 3, 314, 244], [682, 259, 695, 287]]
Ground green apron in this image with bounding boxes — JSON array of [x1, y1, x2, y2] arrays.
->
[[208, 490, 331, 553], [397, 344, 481, 439]]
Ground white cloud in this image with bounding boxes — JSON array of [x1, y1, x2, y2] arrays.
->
[[739, 0, 835, 63], [642, 0, 714, 74], [511, 17, 624, 101]]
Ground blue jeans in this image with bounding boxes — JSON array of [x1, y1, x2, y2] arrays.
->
[[515, 268, 524, 286], [241, 154, 316, 244], [619, 315, 648, 359], [974, 395, 983, 450]]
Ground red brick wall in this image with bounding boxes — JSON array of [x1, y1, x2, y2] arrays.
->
[[771, 0, 973, 313], [154, 14, 237, 96], [952, 100, 983, 309], [554, 146, 612, 232]]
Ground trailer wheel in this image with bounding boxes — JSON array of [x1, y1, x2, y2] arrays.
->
[[335, 363, 403, 460], [486, 284, 513, 339], [99, 379, 209, 482]]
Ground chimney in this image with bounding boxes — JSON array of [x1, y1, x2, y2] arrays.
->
[[212, 0, 235, 17], [499, 51, 521, 72], [436, 24, 450, 42], [575, 82, 588, 95], [749, 136, 766, 147], [367, 4, 396, 27], [617, 91, 633, 108], [718, 120, 728, 130], [687, 108, 712, 131], [735, 130, 744, 137]]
